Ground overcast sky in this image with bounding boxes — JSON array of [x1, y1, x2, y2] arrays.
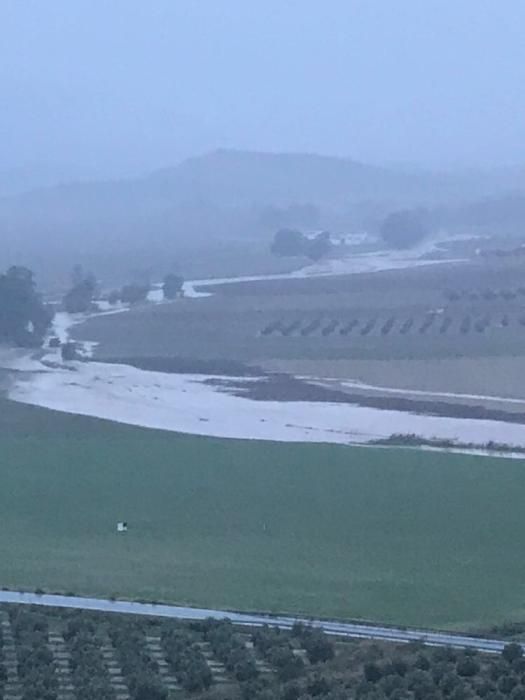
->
[[1, 0, 525, 179]]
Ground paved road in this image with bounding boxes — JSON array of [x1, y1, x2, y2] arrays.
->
[[0, 590, 514, 655]]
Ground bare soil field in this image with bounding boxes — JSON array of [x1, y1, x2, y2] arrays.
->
[[202, 375, 525, 423], [75, 256, 525, 378], [262, 357, 525, 402]]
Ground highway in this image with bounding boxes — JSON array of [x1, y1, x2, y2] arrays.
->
[[0, 590, 514, 655]]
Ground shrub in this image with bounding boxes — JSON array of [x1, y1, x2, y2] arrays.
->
[[120, 284, 150, 305]]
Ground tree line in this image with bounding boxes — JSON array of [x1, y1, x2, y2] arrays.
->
[[270, 209, 431, 258], [0, 261, 186, 351], [63, 265, 185, 314]]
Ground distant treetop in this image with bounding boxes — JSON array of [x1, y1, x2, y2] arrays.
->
[[270, 229, 332, 260], [163, 273, 184, 300], [380, 209, 430, 249]]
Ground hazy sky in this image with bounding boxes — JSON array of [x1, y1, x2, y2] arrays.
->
[[1, 0, 525, 179]]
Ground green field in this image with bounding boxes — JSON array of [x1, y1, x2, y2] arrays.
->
[[2, 398, 525, 631]]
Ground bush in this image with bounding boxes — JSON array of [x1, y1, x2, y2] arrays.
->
[[120, 284, 150, 305]]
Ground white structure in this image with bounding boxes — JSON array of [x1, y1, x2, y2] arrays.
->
[[117, 521, 128, 532]]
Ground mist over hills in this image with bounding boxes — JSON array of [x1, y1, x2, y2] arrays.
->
[[2, 149, 525, 289]]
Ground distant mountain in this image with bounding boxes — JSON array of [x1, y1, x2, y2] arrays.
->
[[0, 162, 108, 197], [1, 149, 524, 286], [144, 149, 408, 206]]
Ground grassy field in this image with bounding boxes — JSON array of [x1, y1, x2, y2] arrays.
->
[[2, 398, 525, 631]]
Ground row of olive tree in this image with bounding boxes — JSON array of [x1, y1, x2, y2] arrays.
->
[[63, 615, 115, 699], [5, 605, 525, 700], [9, 608, 59, 700]]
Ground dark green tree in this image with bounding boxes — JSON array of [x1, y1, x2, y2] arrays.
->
[[162, 273, 184, 300], [503, 643, 524, 663], [306, 232, 332, 261], [380, 210, 429, 249], [456, 657, 480, 677], [270, 229, 306, 256], [301, 629, 335, 664], [0, 266, 52, 346], [63, 274, 97, 313], [499, 674, 519, 694], [364, 662, 383, 683]]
